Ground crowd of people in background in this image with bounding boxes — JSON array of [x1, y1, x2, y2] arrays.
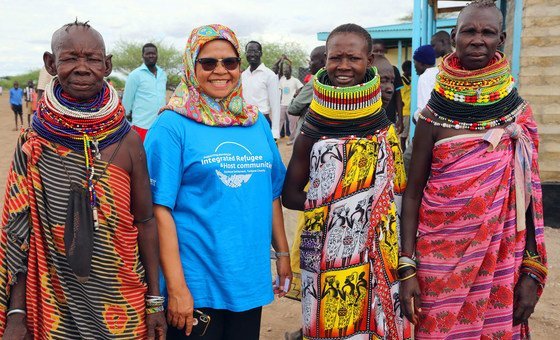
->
[[0, 0, 548, 339]]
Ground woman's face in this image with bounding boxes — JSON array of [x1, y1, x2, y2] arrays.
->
[[326, 32, 373, 87], [195, 39, 240, 99]]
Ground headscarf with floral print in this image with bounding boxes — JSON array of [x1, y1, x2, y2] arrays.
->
[[160, 24, 259, 126]]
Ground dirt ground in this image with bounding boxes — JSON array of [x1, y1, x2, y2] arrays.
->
[[0, 93, 557, 339]]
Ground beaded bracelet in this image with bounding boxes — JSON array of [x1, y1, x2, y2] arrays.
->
[[523, 272, 544, 288], [398, 256, 417, 267], [397, 263, 417, 278], [523, 250, 540, 260], [399, 271, 417, 282], [397, 263, 417, 273], [522, 258, 548, 275], [275, 252, 290, 258], [520, 257, 547, 288], [146, 305, 165, 315], [146, 295, 165, 308]]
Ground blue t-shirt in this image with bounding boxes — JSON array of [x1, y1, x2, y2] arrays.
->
[[144, 110, 286, 312], [10, 88, 23, 106]]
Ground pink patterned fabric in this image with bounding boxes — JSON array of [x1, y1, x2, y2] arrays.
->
[[415, 105, 547, 340]]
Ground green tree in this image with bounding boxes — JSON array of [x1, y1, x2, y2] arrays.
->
[[110, 39, 182, 88], [239, 41, 309, 79], [0, 69, 40, 89]]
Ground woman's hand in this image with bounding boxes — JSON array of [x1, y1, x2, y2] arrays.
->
[[399, 272, 421, 325], [513, 275, 539, 325], [167, 286, 194, 336], [274, 256, 293, 298], [3, 314, 31, 340], [146, 311, 167, 339]]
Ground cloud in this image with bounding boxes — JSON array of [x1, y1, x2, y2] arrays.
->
[[0, 0, 412, 76]]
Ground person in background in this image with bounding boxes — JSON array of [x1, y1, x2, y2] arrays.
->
[[24, 80, 37, 126], [403, 45, 436, 172], [400, 60, 412, 150], [431, 30, 454, 63], [372, 39, 404, 134], [412, 45, 437, 123], [9, 81, 24, 130], [279, 63, 303, 145], [242, 41, 282, 139], [145, 24, 291, 339], [37, 66, 54, 100], [282, 23, 410, 340], [287, 46, 326, 139], [273, 54, 292, 79], [400, 1, 547, 338], [122, 43, 168, 141]]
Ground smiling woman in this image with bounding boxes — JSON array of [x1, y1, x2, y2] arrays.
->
[[195, 40, 241, 99], [144, 24, 291, 339], [282, 23, 410, 340]]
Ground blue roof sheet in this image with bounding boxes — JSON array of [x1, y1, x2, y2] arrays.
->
[[317, 18, 457, 41]]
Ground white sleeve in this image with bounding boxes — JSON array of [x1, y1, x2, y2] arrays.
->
[[414, 70, 438, 121], [267, 73, 281, 139]]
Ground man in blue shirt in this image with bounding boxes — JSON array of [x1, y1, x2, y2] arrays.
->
[[9, 81, 24, 130], [122, 43, 167, 141]]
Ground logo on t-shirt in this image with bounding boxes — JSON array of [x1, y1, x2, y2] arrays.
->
[[201, 142, 272, 188]]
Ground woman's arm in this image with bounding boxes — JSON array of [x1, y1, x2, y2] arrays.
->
[[3, 273, 29, 339], [513, 203, 540, 325], [400, 119, 434, 255], [399, 117, 435, 325], [271, 198, 292, 297], [154, 205, 194, 336], [128, 133, 166, 339], [282, 133, 315, 210]]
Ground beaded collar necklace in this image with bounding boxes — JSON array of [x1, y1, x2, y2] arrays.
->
[[32, 77, 131, 229], [435, 52, 514, 106], [422, 52, 525, 130], [302, 67, 391, 139], [309, 67, 382, 120]]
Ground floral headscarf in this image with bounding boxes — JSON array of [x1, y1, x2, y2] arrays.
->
[[160, 24, 259, 126]]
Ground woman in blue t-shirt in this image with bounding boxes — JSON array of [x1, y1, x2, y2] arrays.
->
[[144, 24, 292, 339]]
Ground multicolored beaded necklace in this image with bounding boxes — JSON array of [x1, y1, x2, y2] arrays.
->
[[32, 77, 131, 229], [302, 67, 391, 139], [309, 67, 382, 120], [421, 52, 525, 130], [435, 52, 514, 105]]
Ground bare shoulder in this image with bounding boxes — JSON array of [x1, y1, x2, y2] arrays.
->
[[100, 129, 144, 174], [123, 129, 146, 162]]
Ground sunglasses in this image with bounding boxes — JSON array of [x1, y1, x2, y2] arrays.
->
[[196, 57, 241, 71]]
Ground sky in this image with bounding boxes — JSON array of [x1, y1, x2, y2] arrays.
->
[[0, 0, 414, 77]]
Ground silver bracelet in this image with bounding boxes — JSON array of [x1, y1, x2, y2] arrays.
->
[[7, 309, 26, 317], [275, 252, 290, 257], [398, 256, 417, 266]]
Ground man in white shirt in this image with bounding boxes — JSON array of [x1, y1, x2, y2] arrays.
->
[[412, 44, 437, 123], [241, 41, 281, 139], [37, 66, 54, 100], [404, 44, 437, 172], [278, 64, 303, 144]]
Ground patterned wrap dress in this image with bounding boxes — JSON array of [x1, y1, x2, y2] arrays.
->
[[300, 126, 410, 340], [0, 131, 147, 339]]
